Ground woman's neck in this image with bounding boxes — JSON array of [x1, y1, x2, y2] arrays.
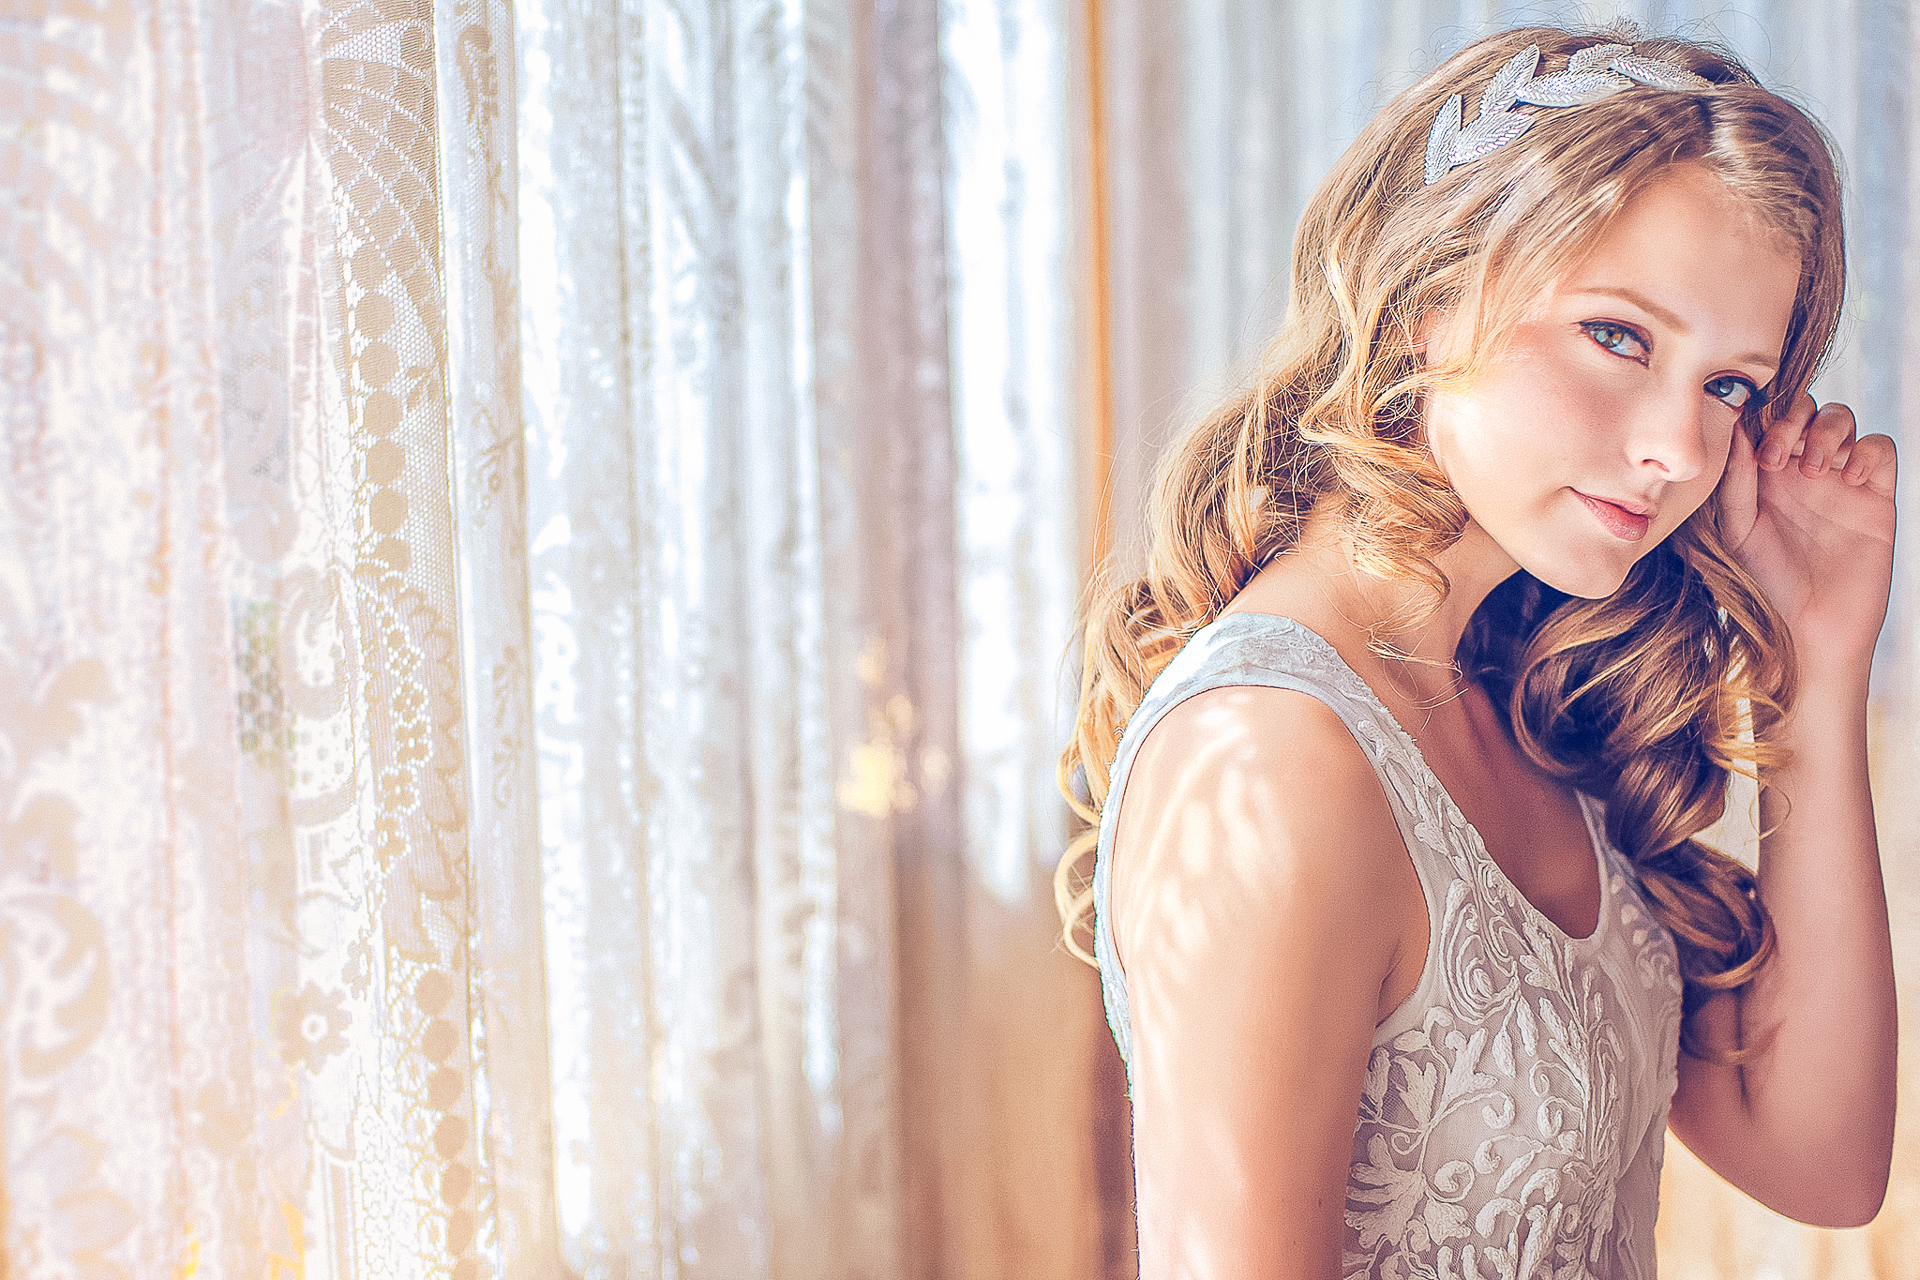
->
[[1226, 501, 1522, 708]]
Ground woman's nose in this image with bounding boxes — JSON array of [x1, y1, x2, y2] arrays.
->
[[1626, 384, 1711, 482]]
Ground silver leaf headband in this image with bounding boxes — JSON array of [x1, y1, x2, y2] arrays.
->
[[1423, 39, 1713, 185]]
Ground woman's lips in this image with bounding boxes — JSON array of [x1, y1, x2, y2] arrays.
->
[[1575, 491, 1652, 542]]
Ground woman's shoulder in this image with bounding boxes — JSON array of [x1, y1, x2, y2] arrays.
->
[[1130, 675, 1369, 784], [1111, 680, 1422, 969], [1107, 696, 1431, 1278], [1136, 610, 1378, 723], [1116, 606, 1414, 899]]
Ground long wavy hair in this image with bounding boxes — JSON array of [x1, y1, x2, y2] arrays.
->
[[1056, 25, 1845, 1062]]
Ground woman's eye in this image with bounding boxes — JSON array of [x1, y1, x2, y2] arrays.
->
[[1705, 375, 1761, 410], [1581, 320, 1648, 361]]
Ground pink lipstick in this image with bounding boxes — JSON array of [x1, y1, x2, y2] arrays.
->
[[1575, 491, 1652, 542]]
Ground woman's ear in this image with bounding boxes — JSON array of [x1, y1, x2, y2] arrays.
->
[[1411, 313, 1434, 359], [1413, 306, 1465, 367]]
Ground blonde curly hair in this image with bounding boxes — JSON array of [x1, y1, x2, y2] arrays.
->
[[1057, 24, 1845, 1062]]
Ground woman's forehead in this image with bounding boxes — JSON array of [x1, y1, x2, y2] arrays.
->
[[1549, 170, 1801, 351]]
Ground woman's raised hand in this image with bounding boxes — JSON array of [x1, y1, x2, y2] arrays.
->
[[1718, 391, 1898, 665]]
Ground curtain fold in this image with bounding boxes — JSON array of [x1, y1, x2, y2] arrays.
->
[[435, 0, 559, 1266], [520, 0, 904, 1269], [518, 0, 1098, 1270]]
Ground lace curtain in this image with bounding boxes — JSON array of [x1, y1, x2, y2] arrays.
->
[[1097, 1, 1920, 1274], [3, 0, 1105, 1274]]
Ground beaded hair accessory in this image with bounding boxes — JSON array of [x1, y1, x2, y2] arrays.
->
[[1424, 31, 1713, 185]]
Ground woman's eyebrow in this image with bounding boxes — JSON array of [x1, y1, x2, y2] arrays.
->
[[1569, 285, 1780, 372], [1573, 285, 1690, 331]]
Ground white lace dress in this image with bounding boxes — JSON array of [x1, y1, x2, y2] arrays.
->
[[1093, 613, 1685, 1280]]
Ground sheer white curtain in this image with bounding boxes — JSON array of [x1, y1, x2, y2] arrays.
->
[[1094, 1, 1920, 1273], [516, 0, 1095, 1271], [4, 0, 566, 1269], [2, 0, 1103, 1274]]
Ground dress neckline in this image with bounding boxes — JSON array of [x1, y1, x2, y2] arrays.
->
[[1204, 610, 1613, 947]]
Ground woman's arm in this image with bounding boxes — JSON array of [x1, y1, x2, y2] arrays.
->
[[1668, 663, 1894, 1224], [1110, 685, 1428, 1277], [1667, 398, 1900, 1226]]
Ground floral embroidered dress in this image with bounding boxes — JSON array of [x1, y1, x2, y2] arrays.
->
[[1092, 613, 1685, 1280]]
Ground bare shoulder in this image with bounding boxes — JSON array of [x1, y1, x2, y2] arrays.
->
[[1109, 682, 1421, 985], [1109, 683, 1431, 1273]]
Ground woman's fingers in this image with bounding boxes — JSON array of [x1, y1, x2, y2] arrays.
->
[[1754, 393, 1862, 477], [1720, 408, 1760, 543], [1757, 390, 1818, 471], [1798, 401, 1858, 477], [1840, 433, 1899, 496]]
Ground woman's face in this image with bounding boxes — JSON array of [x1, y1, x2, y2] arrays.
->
[[1421, 165, 1802, 599]]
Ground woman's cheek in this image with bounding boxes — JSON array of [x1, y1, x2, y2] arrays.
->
[[1694, 417, 1742, 498]]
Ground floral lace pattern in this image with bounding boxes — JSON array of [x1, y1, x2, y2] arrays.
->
[[1093, 613, 1684, 1280]]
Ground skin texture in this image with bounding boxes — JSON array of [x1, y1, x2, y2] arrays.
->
[[1107, 165, 1900, 1276]]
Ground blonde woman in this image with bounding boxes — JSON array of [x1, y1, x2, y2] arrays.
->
[[1060, 22, 1899, 1279]]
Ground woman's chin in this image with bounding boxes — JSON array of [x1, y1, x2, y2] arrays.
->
[[1520, 553, 1635, 601]]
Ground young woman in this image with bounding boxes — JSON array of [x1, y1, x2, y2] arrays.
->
[[1058, 23, 1899, 1279]]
